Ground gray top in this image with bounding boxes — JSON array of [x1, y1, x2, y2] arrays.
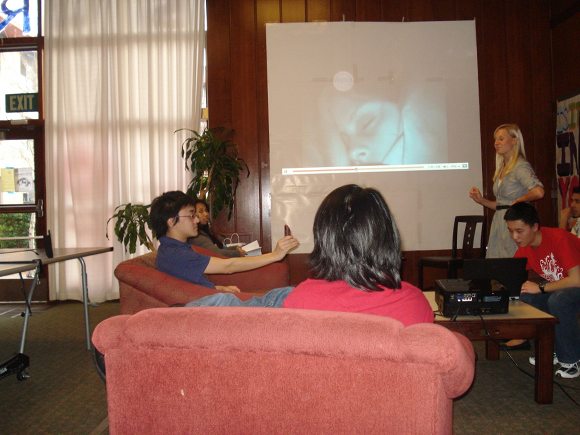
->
[[190, 232, 243, 258], [486, 158, 543, 258]]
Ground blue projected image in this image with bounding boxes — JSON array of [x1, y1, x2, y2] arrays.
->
[[312, 74, 447, 167]]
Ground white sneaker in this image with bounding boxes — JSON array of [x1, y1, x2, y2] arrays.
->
[[528, 353, 558, 366], [555, 361, 580, 379]]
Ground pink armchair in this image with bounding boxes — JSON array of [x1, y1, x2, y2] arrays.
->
[[93, 307, 475, 434], [115, 246, 290, 314]]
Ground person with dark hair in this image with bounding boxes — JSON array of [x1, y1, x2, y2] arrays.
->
[[187, 184, 433, 326], [189, 199, 246, 257], [469, 123, 544, 258], [150, 190, 298, 295], [282, 184, 433, 326], [504, 202, 580, 378], [150, 190, 196, 239], [560, 186, 580, 237]]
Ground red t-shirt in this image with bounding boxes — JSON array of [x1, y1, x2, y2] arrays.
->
[[282, 279, 434, 326], [514, 227, 580, 282]]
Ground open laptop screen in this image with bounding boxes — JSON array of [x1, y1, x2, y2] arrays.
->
[[462, 258, 528, 298]]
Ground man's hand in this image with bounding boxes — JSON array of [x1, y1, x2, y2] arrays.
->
[[520, 280, 542, 294], [560, 207, 572, 230], [236, 246, 247, 256], [273, 235, 299, 258], [215, 285, 241, 293]]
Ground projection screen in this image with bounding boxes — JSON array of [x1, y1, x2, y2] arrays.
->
[[267, 21, 483, 253]]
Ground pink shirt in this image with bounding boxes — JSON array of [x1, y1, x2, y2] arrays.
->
[[283, 279, 434, 326]]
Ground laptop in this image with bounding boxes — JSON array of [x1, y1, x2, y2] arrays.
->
[[462, 257, 528, 298]]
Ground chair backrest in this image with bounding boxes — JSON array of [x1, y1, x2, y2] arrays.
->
[[451, 215, 485, 259]]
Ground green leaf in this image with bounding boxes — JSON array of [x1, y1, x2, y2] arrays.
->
[[177, 126, 249, 220], [106, 202, 152, 254]]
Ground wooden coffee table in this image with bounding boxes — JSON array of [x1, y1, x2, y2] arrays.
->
[[425, 292, 557, 404]]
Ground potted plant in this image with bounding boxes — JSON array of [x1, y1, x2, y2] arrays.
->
[[106, 126, 248, 254], [106, 203, 154, 254], [177, 126, 249, 219]]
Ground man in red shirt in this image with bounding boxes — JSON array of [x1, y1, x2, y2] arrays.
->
[[504, 202, 580, 378]]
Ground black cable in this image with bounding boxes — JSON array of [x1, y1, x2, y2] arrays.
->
[[503, 349, 580, 405], [477, 314, 580, 406], [450, 305, 462, 322]]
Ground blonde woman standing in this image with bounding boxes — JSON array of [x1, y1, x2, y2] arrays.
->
[[469, 123, 544, 258]]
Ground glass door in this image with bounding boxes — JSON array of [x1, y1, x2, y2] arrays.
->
[[0, 0, 47, 301]]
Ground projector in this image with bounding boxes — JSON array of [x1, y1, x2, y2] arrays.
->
[[435, 279, 509, 317]]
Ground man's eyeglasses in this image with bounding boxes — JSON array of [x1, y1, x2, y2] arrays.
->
[[175, 214, 197, 220]]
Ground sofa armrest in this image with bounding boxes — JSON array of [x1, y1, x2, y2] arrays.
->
[[115, 261, 222, 305], [401, 324, 475, 399], [92, 314, 131, 352]]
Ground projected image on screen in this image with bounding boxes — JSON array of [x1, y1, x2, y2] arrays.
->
[[309, 71, 447, 169], [266, 21, 483, 252]]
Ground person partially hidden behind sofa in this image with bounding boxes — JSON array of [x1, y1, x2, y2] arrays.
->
[[189, 198, 247, 257], [504, 202, 580, 379], [150, 190, 299, 304], [185, 184, 433, 327]]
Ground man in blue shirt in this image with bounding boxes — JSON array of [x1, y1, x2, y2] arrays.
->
[[150, 191, 298, 300]]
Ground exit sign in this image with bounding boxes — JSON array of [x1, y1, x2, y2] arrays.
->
[[5, 93, 38, 113]]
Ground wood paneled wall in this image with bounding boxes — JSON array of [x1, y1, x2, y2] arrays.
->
[[551, 0, 580, 99], [206, 0, 559, 287]]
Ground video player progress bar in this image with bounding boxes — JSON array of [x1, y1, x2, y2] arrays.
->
[[282, 162, 469, 175]]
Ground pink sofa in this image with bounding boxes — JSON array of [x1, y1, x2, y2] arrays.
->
[[115, 246, 290, 314], [93, 307, 475, 434]]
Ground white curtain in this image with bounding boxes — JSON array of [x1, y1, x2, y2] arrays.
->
[[44, 0, 206, 301]]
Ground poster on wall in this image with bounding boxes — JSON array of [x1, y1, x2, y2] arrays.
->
[[556, 93, 580, 233]]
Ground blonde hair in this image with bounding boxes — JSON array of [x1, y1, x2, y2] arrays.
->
[[493, 123, 527, 182]]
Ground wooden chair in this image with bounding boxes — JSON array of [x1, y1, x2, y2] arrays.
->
[[418, 215, 485, 290]]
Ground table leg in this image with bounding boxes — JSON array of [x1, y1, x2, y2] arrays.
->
[[485, 339, 500, 360], [19, 263, 40, 354], [534, 325, 554, 404], [78, 257, 91, 350]]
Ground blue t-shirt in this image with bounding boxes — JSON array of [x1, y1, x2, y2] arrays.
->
[[156, 236, 215, 288]]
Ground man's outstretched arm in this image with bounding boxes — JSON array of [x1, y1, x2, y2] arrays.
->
[[204, 235, 299, 275]]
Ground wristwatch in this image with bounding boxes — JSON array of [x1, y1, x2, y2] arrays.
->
[[539, 282, 547, 293]]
